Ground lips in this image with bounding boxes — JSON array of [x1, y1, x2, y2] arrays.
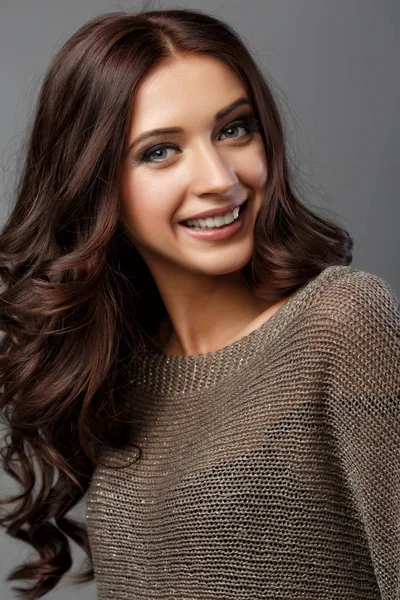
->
[[179, 198, 249, 240], [179, 198, 247, 223]]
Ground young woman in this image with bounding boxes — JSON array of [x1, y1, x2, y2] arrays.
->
[[0, 8, 399, 600]]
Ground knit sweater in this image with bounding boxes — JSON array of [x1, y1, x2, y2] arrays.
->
[[85, 265, 400, 599]]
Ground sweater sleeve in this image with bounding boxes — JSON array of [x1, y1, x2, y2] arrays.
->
[[327, 270, 400, 599]]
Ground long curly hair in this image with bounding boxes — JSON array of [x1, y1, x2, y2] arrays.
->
[[0, 7, 353, 599]]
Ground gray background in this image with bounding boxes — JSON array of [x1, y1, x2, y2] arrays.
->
[[0, 1, 398, 598]]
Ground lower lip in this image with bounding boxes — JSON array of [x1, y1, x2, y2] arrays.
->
[[178, 201, 249, 241]]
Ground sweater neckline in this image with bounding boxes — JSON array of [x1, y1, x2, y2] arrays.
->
[[127, 265, 351, 396]]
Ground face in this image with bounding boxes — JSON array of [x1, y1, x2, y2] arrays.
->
[[120, 53, 268, 281]]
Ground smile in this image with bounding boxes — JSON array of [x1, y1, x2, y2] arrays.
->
[[178, 199, 249, 241], [184, 205, 241, 229]]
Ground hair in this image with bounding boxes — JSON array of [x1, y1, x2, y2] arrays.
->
[[0, 6, 353, 599]]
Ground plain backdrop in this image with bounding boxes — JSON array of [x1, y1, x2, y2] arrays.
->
[[0, 0, 399, 598]]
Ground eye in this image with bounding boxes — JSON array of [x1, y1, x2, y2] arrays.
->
[[135, 115, 260, 165], [218, 115, 260, 141], [218, 124, 244, 139], [218, 120, 255, 140], [141, 146, 177, 163]]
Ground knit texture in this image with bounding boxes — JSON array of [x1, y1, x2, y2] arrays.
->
[[86, 265, 400, 599]]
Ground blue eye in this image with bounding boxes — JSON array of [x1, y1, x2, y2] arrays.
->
[[135, 115, 260, 165], [142, 147, 176, 162], [218, 120, 256, 140]]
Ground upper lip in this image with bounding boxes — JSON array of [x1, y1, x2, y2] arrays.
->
[[180, 198, 247, 222]]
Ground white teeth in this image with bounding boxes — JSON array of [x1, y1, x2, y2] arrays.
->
[[185, 204, 244, 229], [224, 213, 234, 225], [214, 215, 226, 227]]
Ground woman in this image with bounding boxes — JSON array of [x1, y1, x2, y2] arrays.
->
[[0, 8, 399, 600]]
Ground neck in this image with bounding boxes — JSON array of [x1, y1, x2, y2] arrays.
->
[[149, 276, 288, 357]]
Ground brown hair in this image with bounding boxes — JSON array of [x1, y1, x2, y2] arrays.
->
[[0, 7, 353, 598]]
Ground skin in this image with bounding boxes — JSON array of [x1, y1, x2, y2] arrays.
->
[[120, 53, 289, 356]]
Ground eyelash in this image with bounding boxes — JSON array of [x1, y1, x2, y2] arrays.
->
[[135, 115, 260, 165]]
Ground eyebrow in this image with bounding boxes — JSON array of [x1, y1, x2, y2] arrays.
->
[[127, 97, 251, 152]]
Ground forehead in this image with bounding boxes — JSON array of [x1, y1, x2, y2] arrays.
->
[[129, 54, 247, 131]]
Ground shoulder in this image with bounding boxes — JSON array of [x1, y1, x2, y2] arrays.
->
[[309, 265, 399, 335], [312, 266, 399, 396]]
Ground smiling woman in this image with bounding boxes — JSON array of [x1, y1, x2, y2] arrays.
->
[[0, 7, 399, 600], [119, 53, 271, 326]]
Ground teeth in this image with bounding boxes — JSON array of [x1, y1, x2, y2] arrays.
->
[[186, 205, 243, 229], [224, 213, 234, 225]]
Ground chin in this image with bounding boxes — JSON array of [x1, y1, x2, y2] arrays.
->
[[192, 251, 254, 277]]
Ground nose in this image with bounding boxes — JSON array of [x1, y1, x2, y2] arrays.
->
[[189, 140, 239, 197]]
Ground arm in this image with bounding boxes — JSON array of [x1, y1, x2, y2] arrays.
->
[[328, 271, 400, 599]]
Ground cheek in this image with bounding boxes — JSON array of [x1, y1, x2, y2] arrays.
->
[[250, 147, 268, 188], [235, 145, 268, 190], [255, 156, 268, 188], [120, 171, 177, 240]]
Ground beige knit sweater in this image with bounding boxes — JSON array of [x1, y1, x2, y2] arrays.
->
[[86, 265, 400, 599]]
